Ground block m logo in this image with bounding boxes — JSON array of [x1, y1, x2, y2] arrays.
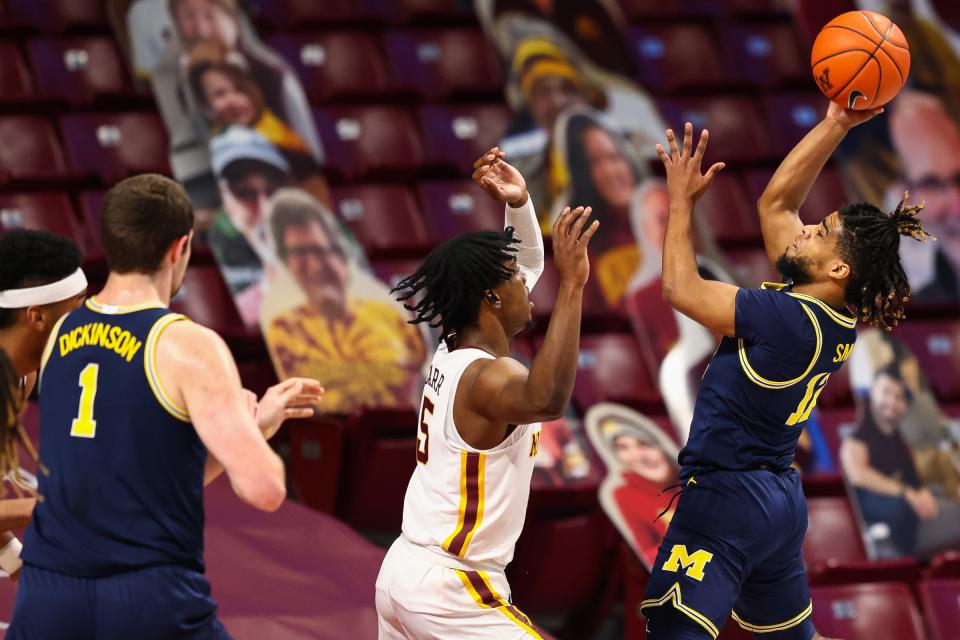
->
[[662, 544, 714, 581]]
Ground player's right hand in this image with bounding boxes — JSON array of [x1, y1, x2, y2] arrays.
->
[[472, 147, 528, 207], [552, 206, 598, 287], [255, 378, 324, 439], [825, 100, 884, 130]]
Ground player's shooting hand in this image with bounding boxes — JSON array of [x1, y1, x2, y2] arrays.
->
[[656, 123, 725, 206], [825, 100, 884, 130], [472, 147, 528, 207], [552, 206, 598, 287], [256, 378, 324, 440]]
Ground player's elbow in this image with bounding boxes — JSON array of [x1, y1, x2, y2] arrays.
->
[[240, 476, 286, 512]]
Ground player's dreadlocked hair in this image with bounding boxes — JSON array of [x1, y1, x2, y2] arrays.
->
[[393, 228, 520, 348], [837, 192, 934, 330], [0, 349, 43, 499]]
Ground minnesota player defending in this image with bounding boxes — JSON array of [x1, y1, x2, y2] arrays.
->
[[9, 174, 322, 639], [376, 150, 598, 639], [640, 103, 932, 640]]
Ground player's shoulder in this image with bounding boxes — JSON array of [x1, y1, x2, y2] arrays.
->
[[156, 316, 229, 356]]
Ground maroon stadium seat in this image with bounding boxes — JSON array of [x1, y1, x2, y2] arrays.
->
[[763, 93, 829, 158], [803, 496, 868, 569], [251, 0, 386, 27], [417, 180, 504, 240], [77, 190, 106, 255], [386, 29, 502, 100], [4, 0, 108, 33], [0, 41, 34, 104], [286, 415, 347, 514], [698, 172, 760, 245], [509, 509, 609, 613], [628, 24, 726, 92], [268, 32, 391, 103], [0, 116, 73, 185], [919, 578, 960, 640], [387, 0, 474, 23], [527, 255, 610, 323], [656, 97, 773, 164], [816, 361, 853, 409], [419, 104, 511, 176], [811, 583, 925, 640], [619, 0, 723, 19], [927, 551, 960, 579], [314, 106, 425, 180], [169, 265, 245, 337], [331, 184, 431, 256], [27, 37, 133, 105], [59, 112, 170, 185], [0, 193, 83, 249], [722, 23, 808, 88], [372, 258, 424, 292], [817, 408, 857, 470], [625, 278, 679, 374], [568, 333, 661, 413], [745, 166, 848, 225], [895, 320, 960, 402]]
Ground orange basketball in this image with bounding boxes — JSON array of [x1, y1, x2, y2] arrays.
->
[[811, 10, 910, 110]]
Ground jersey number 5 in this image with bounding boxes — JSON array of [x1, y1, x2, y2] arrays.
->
[[416, 397, 435, 465], [71, 363, 100, 438]]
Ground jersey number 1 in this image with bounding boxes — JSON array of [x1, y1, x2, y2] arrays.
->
[[416, 397, 434, 465], [70, 363, 100, 438], [786, 372, 830, 426]]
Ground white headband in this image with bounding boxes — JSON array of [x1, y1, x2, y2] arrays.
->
[[0, 269, 88, 309]]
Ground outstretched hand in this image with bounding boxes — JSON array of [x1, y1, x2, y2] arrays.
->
[[255, 378, 324, 439], [825, 100, 884, 131], [655, 123, 725, 206], [552, 206, 598, 287], [472, 147, 528, 207]]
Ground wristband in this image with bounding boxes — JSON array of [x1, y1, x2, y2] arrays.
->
[[0, 537, 23, 576]]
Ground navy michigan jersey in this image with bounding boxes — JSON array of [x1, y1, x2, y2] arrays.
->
[[24, 298, 205, 577], [680, 282, 857, 472]]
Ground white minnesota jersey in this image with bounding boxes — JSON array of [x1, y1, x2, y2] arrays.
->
[[401, 342, 541, 571]]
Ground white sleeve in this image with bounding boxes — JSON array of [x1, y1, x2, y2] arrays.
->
[[505, 197, 544, 293]]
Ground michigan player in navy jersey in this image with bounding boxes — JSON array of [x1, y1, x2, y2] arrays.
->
[[640, 102, 932, 640], [8, 174, 322, 640]]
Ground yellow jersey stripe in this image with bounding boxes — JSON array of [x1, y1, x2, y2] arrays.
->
[[454, 570, 543, 639], [731, 600, 813, 633], [85, 297, 166, 314], [738, 302, 822, 389], [640, 583, 719, 639], [443, 452, 470, 552], [144, 313, 190, 422], [459, 454, 486, 557], [786, 293, 856, 328]]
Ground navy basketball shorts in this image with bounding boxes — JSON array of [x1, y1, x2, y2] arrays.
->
[[641, 469, 816, 640], [8, 563, 233, 640]]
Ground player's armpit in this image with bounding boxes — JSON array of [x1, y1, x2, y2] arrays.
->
[[664, 278, 738, 338], [156, 322, 286, 512]]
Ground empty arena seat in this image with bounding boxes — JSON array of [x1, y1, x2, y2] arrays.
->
[[27, 37, 133, 105], [387, 0, 474, 22], [169, 265, 246, 337], [803, 496, 868, 569], [251, 0, 388, 27], [763, 93, 829, 158], [331, 184, 431, 256], [656, 97, 773, 164], [268, 32, 391, 103], [385, 29, 502, 100], [927, 551, 960, 579], [569, 333, 661, 412], [0, 116, 74, 185], [509, 508, 610, 614], [745, 166, 848, 225], [817, 408, 857, 470], [286, 415, 347, 515], [314, 106, 425, 180], [628, 24, 726, 92], [619, 0, 722, 19], [419, 104, 511, 175], [919, 578, 960, 640], [811, 583, 925, 640], [722, 22, 808, 88], [60, 113, 169, 185], [4, 0, 108, 33], [0, 41, 34, 104], [815, 360, 853, 408], [417, 180, 504, 240], [895, 320, 960, 402], [698, 172, 760, 245], [77, 189, 106, 255], [371, 258, 423, 292], [0, 193, 83, 248]]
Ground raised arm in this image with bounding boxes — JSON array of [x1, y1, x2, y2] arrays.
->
[[757, 102, 883, 267], [473, 148, 544, 291], [157, 321, 317, 512], [657, 123, 739, 336], [457, 207, 598, 446]]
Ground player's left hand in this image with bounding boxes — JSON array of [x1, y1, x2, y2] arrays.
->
[[656, 122, 725, 205], [472, 147, 528, 207], [256, 378, 324, 439]]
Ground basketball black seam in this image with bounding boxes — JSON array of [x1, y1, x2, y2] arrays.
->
[[819, 24, 883, 49], [861, 10, 909, 50], [868, 56, 882, 108], [827, 21, 888, 101], [812, 47, 876, 69], [875, 43, 904, 84]]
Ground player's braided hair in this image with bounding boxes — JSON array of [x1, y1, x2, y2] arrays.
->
[[393, 228, 519, 348], [837, 192, 934, 330], [0, 349, 44, 499]]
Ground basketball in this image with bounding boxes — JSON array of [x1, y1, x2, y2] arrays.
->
[[811, 10, 910, 110]]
